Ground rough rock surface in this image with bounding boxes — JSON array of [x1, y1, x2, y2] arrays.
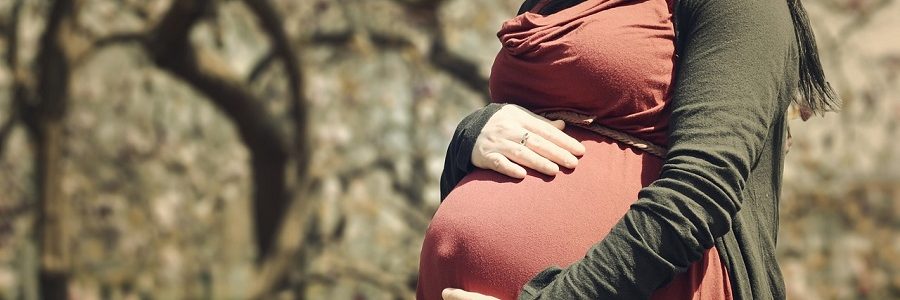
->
[[0, 0, 897, 299]]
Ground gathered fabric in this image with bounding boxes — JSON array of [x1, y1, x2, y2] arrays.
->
[[418, 0, 733, 299]]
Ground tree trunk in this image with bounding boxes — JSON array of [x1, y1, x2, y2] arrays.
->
[[20, 0, 78, 298], [34, 120, 69, 300]]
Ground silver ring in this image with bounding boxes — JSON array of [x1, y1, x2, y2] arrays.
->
[[520, 132, 530, 146]]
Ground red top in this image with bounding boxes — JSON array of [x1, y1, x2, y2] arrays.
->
[[489, 0, 676, 145], [417, 1, 731, 299]]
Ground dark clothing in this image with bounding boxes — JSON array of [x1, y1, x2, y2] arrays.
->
[[439, 103, 505, 200], [420, 0, 736, 298], [438, 0, 798, 298]]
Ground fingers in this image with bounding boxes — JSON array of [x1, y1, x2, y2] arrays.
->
[[522, 131, 579, 169], [470, 104, 587, 178], [476, 138, 562, 177], [501, 140, 560, 176], [481, 152, 527, 179], [525, 114, 587, 157], [548, 119, 566, 130], [442, 288, 500, 300]]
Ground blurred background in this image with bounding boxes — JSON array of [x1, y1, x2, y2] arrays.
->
[[0, 0, 897, 299]]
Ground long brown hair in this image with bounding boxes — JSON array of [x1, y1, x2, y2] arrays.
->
[[787, 0, 840, 115]]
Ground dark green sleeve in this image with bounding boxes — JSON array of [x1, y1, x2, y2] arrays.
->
[[439, 103, 505, 201], [518, 0, 797, 298]]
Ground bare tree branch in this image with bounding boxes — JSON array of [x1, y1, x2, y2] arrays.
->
[[242, 0, 313, 268], [394, 1, 490, 101], [15, 0, 84, 297], [309, 28, 491, 101], [318, 30, 490, 101], [70, 31, 146, 68], [306, 2, 491, 102], [0, 0, 24, 158], [121, 0, 155, 21], [90, 31, 146, 51], [4, 0, 23, 85], [429, 38, 491, 102], [247, 49, 276, 83], [309, 30, 354, 45], [0, 109, 16, 158], [240, 1, 316, 297], [0, 202, 32, 220], [248, 183, 317, 300], [141, 0, 294, 264], [392, 0, 448, 12], [241, 0, 310, 174]]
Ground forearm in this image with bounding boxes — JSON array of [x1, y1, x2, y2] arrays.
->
[[439, 103, 505, 200]]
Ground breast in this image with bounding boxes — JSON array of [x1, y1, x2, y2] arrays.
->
[[489, 0, 676, 146]]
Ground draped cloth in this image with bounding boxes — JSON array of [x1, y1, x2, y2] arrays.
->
[[417, 0, 733, 299]]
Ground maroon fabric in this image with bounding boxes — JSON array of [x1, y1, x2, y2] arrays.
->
[[490, 0, 674, 146], [418, 0, 732, 299]]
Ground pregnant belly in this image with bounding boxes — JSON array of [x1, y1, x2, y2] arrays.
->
[[417, 126, 730, 300]]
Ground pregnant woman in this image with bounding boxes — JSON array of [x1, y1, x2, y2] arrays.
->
[[418, 0, 837, 298]]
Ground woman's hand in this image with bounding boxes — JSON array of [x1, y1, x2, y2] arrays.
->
[[442, 288, 500, 300], [472, 104, 586, 178]]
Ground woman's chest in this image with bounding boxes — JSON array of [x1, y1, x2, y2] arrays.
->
[[489, 0, 676, 117]]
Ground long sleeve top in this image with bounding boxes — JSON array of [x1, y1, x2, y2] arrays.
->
[[438, 0, 799, 298]]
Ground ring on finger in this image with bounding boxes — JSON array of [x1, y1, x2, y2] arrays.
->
[[519, 132, 530, 146]]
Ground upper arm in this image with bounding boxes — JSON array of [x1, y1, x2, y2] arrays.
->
[[644, 0, 799, 238]]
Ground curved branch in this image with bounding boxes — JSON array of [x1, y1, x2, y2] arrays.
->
[[247, 49, 276, 83], [92, 32, 146, 50], [1, 0, 25, 158], [71, 31, 147, 68], [393, 1, 490, 101], [0, 108, 16, 158], [429, 39, 491, 101], [241, 0, 310, 178], [5, 0, 23, 69], [240, 1, 315, 296], [143, 0, 291, 262]]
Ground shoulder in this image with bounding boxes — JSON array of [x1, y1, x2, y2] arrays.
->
[[674, 0, 794, 32], [672, 0, 797, 62]]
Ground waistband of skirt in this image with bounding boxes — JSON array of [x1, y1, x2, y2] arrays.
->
[[539, 110, 667, 158]]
